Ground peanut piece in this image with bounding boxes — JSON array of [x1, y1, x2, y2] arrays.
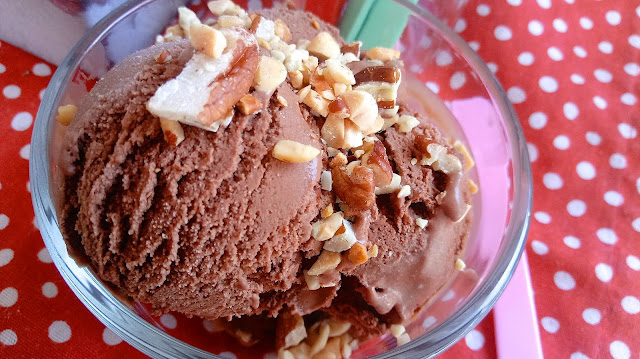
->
[[347, 243, 368, 265], [312, 212, 344, 241], [272, 139, 320, 163], [307, 32, 341, 60], [308, 251, 341, 276], [160, 118, 185, 146], [366, 47, 401, 62], [254, 55, 287, 93], [189, 23, 227, 58], [274, 19, 292, 42], [236, 94, 262, 115], [55, 104, 77, 126]]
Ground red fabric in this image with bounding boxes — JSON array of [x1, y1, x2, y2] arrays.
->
[[1, 1, 638, 358]]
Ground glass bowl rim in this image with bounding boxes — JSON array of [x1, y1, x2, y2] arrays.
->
[[30, 0, 533, 358]]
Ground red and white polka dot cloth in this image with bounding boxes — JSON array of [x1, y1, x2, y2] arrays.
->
[[1, 0, 638, 358]]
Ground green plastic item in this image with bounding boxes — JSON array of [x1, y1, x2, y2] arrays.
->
[[339, 0, 419, 49]]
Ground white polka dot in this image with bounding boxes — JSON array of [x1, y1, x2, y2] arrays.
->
[[627, 255, 640, 270], [609, 153, 627, 169], [507, 0, 522, 5], [0, 330, 17, 346], [534, 211, 551, 224], [576, 161, 596, 180], [571, 73, 585, 84], [3, 85, 21, 99], [605, 10, 621, 25], [527, 143, 538, 162], [494, 25, 512, 40], [637, 5, 640, 17], [597, 228, 618, 245], [531, 240, 549, 255], [536, 0, 551, 8], [529, 112, 547, 129], [553, 18, 568, 32], [409, 64, 425, 73], [540, 317, 559, 333], [102, 327, 123, 345], [604, 191, 624, 207], [595, 263, 613, 282], [562, 102, 578, 120], [219, 352, 237, 359], [476, 4, 491, 16], [39, 88, 47, 100], [426, 82, 439, 94], [468, 41, 480, 51], [422, 316, 437, 328], [582, 308, 601, 325], [570, 354, 590, 359], [507, 87, 527, 104], [436, 51, 453, 66], [464, 330, 485, 350], [563, 236, 581, 249], [624, 62, 640, 76], [553, 135, 570, 150], [585, 131, 601, 145], [637, 178, 640, 195], [621, 296, 640, 314], [487, 63, 498, 73], [528, 20, 544, 36], [41, 282, 58, 298], [594, 72, 613, 87], [598, 41, 613, 54], [547, 47, 563, 61], [554, 271, 576, 290], [32, 63, 52, 76], [19, 144, 30, 160], [579, 17, 593, 30], [539, 76, 558, 93], [573, 46, 587, 58], [0, 287, 18, 307], [160, 314, 177, 329], [621, 93, 637, 106], [0, 215, 9, 230], [0, 249, 14, 266], [441, 289, 456, 301], [11, 112, 33, 131], [518, 52, 535, 66], [0, 63, 5, 73], [629, 34, 640, 49], [618, 123, 637, 139], [48, 321, 71, 343], [610, 341, 630, 359], [38, 247, 53, 263], [454, 19, 467, 33], [450, 72, 466, 90], [567, 200, 586, 217], [593, 96, 607, 109], [543, 173, 563, 190]]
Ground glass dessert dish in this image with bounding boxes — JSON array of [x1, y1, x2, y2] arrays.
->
[[31, 0, 532, 358]]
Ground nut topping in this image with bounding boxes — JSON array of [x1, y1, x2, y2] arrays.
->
[[347, 243, 368, 265], [272, 140, 320, 163], [323, 220, 357, 252], [332, 165, 375, 213], [354, 66, 401, 85], [340, 42, 361, 57], [207, 0, 245, 16], [159, 118, 185, 146], [274, 19, 292, 42], [366, 47, 401, 62], [276, 311, 307, 350], [397, 115, 419, 133], [312, 212, 344, 241], [375, 173, 402, 195], [308, 250, 341, 276], [255, 55, 287, 94], [148, 27, 259, 130], [307, 32, 341, 60], [55, 104, 77, 126], [361, 140, 393, 187], [178, 7, 201, 36], [236, 94, 262, 115], [189, 23, 228, 58]]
